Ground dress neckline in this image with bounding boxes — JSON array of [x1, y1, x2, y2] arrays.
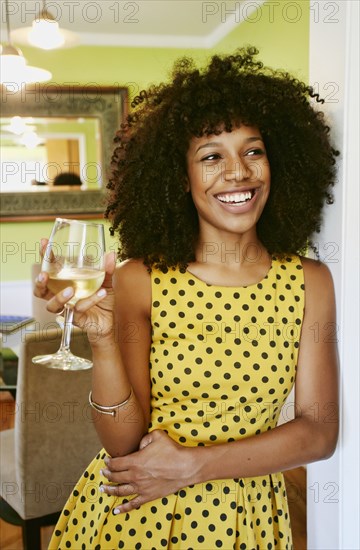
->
[[184, 256, 275, 289]]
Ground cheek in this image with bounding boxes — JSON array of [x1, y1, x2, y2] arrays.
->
[[188, 188, 209, 221], [256, 160, 270, 182], [189, 188, 201, 211], [187, 171, 206, 200], [263, 180, 271, 201], [264, 162, 271, 183]]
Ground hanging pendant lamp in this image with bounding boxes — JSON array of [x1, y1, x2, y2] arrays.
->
[[0, 0, 52, 88], [11, 0, 79, 50]]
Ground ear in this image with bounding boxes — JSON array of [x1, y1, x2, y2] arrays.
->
[[184, 177, 190, 193]]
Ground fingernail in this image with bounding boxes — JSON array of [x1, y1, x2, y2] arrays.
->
[[97, 289, 106, 298], [113, 508, 120, 515], [99, 486, 104, 492], [37, 273, 45, 283], [63, 287, 73, 298], [104, 457, 109, 465]]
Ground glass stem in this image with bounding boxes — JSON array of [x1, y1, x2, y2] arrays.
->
[[59, 304, 74, 352]]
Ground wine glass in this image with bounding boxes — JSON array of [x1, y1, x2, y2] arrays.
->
[[32, 218, 106, 370]]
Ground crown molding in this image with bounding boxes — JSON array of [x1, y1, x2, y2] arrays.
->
[[75, 0, 264, 49]]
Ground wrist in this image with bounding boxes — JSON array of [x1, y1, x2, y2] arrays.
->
[[88, 331, 118, 351], [182, 445, 209, 486]]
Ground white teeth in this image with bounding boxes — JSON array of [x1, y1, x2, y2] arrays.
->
[[217, 192, 252, 204]]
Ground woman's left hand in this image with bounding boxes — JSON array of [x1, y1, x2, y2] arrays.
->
[[100, 430, 196, 514]]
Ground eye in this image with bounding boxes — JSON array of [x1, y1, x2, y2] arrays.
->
[[246, 148, 265, 157], [201, 153, 222, 161]]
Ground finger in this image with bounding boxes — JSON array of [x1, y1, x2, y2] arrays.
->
[[42, 238, 56, 263], [45, 287, 75, 313], [139, 433, 153, 450], [101, 252, 116, 289], [74, 288, 107, 313], [40, 238, 48, 256], [100, 468, 129, 483], [113, 495, 143, 515], [34, 238, 51, 299], [100, 483, 136, 497], [139, 429, 164, 449], [105, 251, 116, 274], [104, 455, 129, 473], [33, 270, 49, 297]]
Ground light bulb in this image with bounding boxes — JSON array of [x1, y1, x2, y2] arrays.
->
[[29, 18, 65, 50]]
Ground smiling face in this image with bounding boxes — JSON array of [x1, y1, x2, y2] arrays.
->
[[186, 125, 271, 244]]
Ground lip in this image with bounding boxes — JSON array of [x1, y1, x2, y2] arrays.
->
[[213, 187, 259, 213]]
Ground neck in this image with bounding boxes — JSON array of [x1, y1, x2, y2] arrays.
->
[[194, 233, 268, 268]]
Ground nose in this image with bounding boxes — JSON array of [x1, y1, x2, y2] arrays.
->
[[222, 157, 251, 183]]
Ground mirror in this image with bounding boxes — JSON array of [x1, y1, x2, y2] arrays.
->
[[0, 84, 128, 220], [1, 116, 102, 191]]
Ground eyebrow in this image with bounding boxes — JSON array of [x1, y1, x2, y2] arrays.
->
[[195, 136, 263, 153]]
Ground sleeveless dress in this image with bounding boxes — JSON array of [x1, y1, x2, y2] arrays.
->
[[49, 255, 304, 550]]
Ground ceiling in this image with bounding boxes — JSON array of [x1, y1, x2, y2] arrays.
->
[[2, 0, 255, 49]]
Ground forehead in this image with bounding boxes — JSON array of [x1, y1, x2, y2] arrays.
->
[[187, 125, 262, 153]]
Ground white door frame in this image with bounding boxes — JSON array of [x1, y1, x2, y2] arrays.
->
[[308, 1, 359, 548]]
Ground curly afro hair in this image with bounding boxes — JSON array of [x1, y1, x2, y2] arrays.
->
[[106, 46, 338, 270]]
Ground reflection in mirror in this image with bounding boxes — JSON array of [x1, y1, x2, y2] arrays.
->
[[1, 116, 102, 192], [0, 85, 128, 219]]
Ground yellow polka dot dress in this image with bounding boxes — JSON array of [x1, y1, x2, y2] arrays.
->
[[50, 255, 304, 550]]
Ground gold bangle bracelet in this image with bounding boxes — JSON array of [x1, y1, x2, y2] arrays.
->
[[88, 387, 133, 417]]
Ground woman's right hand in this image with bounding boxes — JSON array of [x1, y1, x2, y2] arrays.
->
[[34, 239, 117, 342]]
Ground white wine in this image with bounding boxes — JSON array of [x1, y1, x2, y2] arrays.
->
[[48, 268, 105, 303]]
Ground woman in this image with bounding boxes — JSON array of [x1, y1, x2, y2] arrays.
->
[[36, 47, 339, 549]]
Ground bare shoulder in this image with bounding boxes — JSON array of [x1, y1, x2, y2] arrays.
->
[[300, 256, 334, 288], [300, 256, 336, 311], [113, 259, 151, 317], [114, 258, 150, 284]]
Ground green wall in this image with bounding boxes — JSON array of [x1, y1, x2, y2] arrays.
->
[[1, 1, 309, 282]]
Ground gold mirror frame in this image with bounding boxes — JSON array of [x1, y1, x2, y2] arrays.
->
[[0, 85, 128, 221]]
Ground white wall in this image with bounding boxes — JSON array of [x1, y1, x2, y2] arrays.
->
[[308, 1, 360, 548], [0, 281, 32, 317]]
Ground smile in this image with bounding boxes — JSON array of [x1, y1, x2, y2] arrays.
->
[[215, 190, 255, 205]]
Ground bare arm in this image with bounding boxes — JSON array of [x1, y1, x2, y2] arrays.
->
[[88, 259, 152, 457]]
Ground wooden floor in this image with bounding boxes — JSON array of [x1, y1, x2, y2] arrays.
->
[[0, 391, 306, 550]]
